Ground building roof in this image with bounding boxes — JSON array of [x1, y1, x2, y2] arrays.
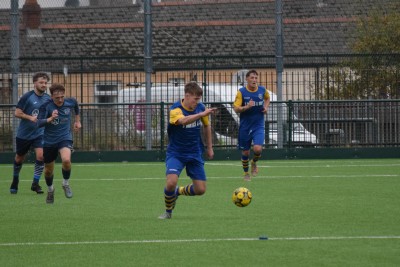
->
[[0, 0, 397, 71]]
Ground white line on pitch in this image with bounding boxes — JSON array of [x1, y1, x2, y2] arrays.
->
[[1, 162, 400, 169], [1, 173, 398, 183], [1, 235, 399, 247]]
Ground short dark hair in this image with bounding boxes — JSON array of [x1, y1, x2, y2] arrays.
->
[[246, 69, 258, 77], [184, 82, 203, 96], [49, 83, 65, 95], [33, 72, 50, 83]]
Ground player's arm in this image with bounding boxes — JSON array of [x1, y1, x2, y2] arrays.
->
[[201, 117, 214, 160], [73, 99, 81, 131], [262, 91, 271, 114], [233, 91, 252, 113], [15, 93, 37, 122], [74, 114, 81, 132], [172, 108, 216, 126], [15, 108, 37, 123], [36, 103, 58, 127]]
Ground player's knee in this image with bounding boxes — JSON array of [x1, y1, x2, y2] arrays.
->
[[194, 185, 206, 195], [15, 154, 25, 163], [242, 150, 250, 157], [166, 175, 178, 191], [253, 146, 263, 155], [195, 189, 206, 195], [62, 160, 71, 169], [44, 168, 53, 177]]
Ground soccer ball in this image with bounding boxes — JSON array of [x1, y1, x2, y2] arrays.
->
[[232, 187, 252, 207]]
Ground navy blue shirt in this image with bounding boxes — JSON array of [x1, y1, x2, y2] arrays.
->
[[16, 90, 51, 140], [38, 98, 80, 146]]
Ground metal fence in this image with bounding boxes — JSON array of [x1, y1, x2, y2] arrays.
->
[[1, 54, 399, 104], [1, 99, 399, 152], [1, 54, 399, 152]]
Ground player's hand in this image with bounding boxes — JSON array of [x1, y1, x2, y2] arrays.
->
[[206, 147, 214, 160], [74, 121, 82, 132], [29, 116, 38, 123], [261, 107, 268, 114], [204, 107, 217, 116], [50, 110, 58, 121]]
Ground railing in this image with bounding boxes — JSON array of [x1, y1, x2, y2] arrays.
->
[[1, 100, 399, 152], [1, 54, 399, 104]]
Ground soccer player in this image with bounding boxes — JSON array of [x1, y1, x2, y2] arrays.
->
[[158, 82, 216, 219], [233, 70, 270, 181], [10, 72, 51, 194], [37, 83, 81, 204]]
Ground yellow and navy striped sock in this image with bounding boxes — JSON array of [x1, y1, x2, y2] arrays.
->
[[164, 188, 177, 213], [242, 155, 249, 173], [252, 153, 261, 163], [178, 184, 196, 196]]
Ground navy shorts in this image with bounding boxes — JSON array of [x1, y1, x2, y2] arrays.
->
[[237, 127, 265, 151], [165, 154, 206, 181], [43, 140, 74, 163], [16, 136, 44, 156]]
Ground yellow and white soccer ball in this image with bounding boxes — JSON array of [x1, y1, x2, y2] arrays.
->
[[232, 187, 252, 207]]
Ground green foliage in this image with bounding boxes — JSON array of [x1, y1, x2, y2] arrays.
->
[[352, 10, 400, 53], [319, 6, 400, 100]]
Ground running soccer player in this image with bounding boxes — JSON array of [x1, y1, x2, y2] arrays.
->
[[233, 70, 270, 181], [37, 83, 81, 204], [10, 72, 51, 194], [158, 82, 216, 219]]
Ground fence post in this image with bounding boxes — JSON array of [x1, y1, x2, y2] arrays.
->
[[287, 100, 293, 149], [144, 0, 153, 151], [275, 0, 284, 149], [326, 54, 330, 99], [160, 101, 165, 153], [79, 58, 84, 150], [11, 0, 20, 153], [203, 56, 207, 102]]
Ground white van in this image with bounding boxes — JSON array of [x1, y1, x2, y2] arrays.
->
[[118, 83, 317, 149], [116, 82, 318, 147]]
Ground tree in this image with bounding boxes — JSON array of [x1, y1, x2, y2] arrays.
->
[[319, 5, 400, 100]]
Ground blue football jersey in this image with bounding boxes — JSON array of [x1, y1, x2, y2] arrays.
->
[[38, 98, 80, 146], [167, 100, 208, 157], [16, 90, 51, 140], [234, 85, 269, 132]]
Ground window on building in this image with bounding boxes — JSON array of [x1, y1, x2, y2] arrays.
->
[[94, 82, 120, 104]]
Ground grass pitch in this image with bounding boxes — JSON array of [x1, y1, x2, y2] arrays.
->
[[1, 158, 400, 266]]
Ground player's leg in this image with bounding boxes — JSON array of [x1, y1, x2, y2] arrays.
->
[[241, 149, 251, 181], [43, 146, 58, 204], [159, 156, 183, 219], [238, 131, 252, 180], [59, 144, 73, 198], [10, 138, 30, 194], [180, 158, 207, 196], [250, 128, 265, 176], [191, 180, 206, 195], [31, 138, 45, 194]]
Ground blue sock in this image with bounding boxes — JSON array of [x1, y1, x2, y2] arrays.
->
[[13, 160, 22, 182], [33, 160, 44, 183]]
